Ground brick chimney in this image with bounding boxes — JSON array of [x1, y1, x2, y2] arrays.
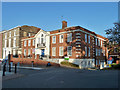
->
[[62, 21, 67, 29]]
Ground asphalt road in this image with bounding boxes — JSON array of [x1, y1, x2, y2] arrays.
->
[[2, 67, 119, 88]]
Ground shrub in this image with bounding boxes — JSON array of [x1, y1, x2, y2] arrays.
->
[[61, 61, 79, 68]]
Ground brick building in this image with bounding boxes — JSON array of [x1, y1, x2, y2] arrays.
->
[[16, 21, 108, 68], [21, 36, 35, 58], [1, 25, 40, 59], [21, 29, 50, 60], [49, 21, 108, 67]]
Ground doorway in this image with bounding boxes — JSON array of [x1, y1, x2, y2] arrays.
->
[[41, 49, 45, 57]]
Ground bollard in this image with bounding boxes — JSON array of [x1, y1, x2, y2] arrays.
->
[[9, 63, 11, 72], [15, 64, 17, 74], [2, 64, 6, 76]]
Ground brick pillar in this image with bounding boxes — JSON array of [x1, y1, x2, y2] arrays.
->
[[18, 54, 21, 58], [37, 54, 39, 60], [32, 54, 35, 59], [22, 54, 24, 58]]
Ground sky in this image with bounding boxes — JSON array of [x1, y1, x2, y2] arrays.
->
[[2, 2, 118, 37]]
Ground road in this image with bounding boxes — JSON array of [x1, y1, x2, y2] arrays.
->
[[2, 67, 119, 88]]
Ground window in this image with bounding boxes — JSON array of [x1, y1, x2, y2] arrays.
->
[[24, 40, 26, 47], [13, 38, 16, 47], [52, 36, 56, 44], [38, 38, 40, 43], [85, 34, 87, 43], [88, 47, 90, 57], [98, 39, 100, 46], [76, 33, 81, 35], [88, 35, 90, 43], [98, 49, 100, 56], [28, 40, 31, 46], [14, 30, 16, 36], [33, 40, 35, 46], [59, 34, 64, 43], [85, 47, 87, 56], [24, 49, 26, 56], [67, 33, 72, 42], [41, 34, 44, 43], [5, 33, 7, 39], [96, 60, 98, 65], [32, 48, 35, 54], [9, 39, 11, 47], [28, 49, 30, 56], [13, 50, 16, 55], [52, 47, 56, 56], [96, 38, 97, 45], [103, 50, 105, 56], [28, 33, 31, 36], [96, 48, 97, 56], [9, 31, 11, 37], [5, 40, 7, 47], [101, 49, 102, 54], [67, 46, 72, 56], [59, 46, 63, 56], [101, 40, 102, 47]]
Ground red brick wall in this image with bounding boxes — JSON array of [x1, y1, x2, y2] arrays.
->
[[10, 54, 60, 67], [22, 37, 35, 57]]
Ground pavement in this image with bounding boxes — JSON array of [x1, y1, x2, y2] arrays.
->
[[2, 67, 119, 88]]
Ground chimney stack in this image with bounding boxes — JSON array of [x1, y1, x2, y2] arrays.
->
[[62, 21, 67, 29]]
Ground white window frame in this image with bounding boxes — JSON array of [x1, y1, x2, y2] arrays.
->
[[67, 46, 72, 56], [59, 46, 64, 56], [67, 33, 72, 42], [24, 40, 26, 47], [85, 34, 87, 43], [59, 34, 64, 43], [85, 46, 87, 56], [52, 36, 56, 44], [28, 40, 31, 46], [52, 47, 56, 56]]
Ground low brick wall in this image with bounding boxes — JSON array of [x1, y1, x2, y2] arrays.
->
[[10, 54, 60, 67]]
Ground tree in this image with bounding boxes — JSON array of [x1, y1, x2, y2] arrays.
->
[[105, 23, 120, 55]]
